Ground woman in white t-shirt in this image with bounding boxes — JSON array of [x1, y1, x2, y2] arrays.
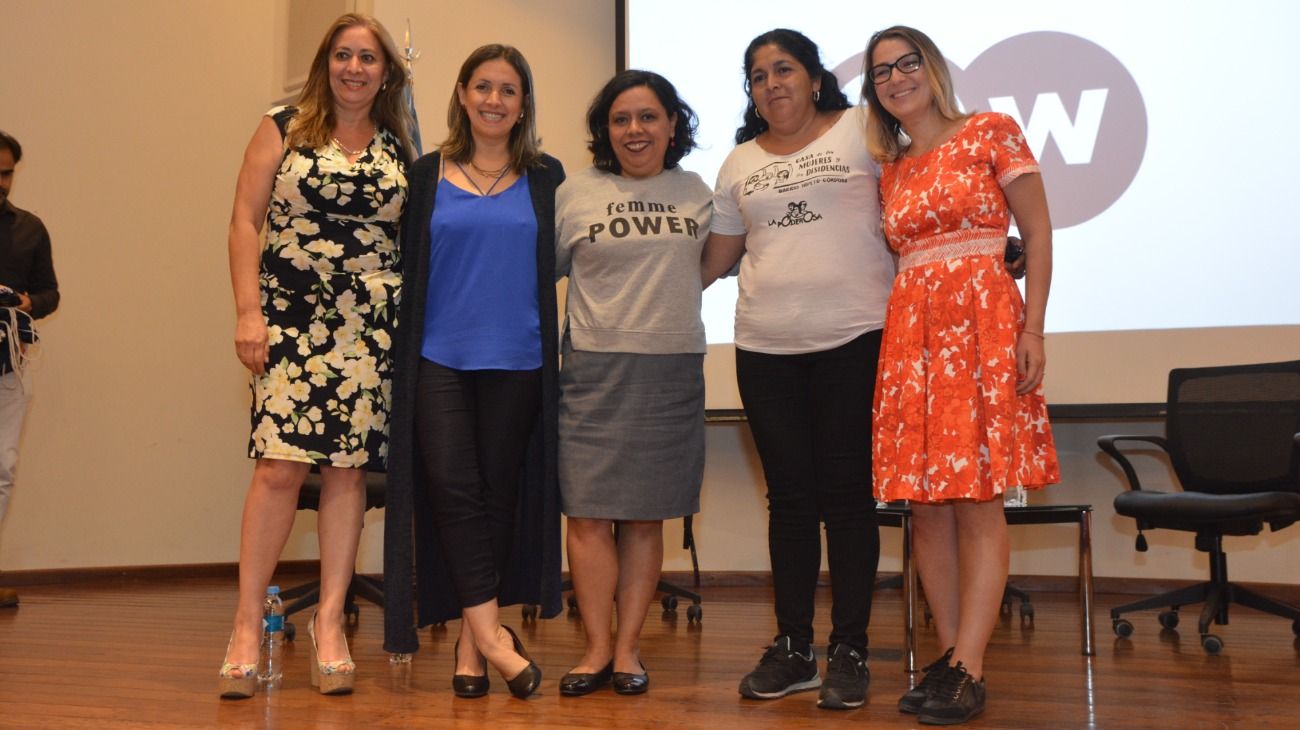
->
[[701, 28, 896, 711]]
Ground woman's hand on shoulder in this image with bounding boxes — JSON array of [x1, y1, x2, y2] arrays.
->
[[1005, 236, 1026, 279]]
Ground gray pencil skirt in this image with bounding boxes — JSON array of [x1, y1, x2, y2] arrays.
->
[[558, 345, 705, 521]]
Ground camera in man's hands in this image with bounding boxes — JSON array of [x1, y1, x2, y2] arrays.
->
[[0, 285, 21, 308]]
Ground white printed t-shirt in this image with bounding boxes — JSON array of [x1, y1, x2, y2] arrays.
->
[[711, 105, 896, 354]]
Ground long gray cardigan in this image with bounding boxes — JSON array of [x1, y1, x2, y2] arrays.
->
[[383, 152, 566, 654]]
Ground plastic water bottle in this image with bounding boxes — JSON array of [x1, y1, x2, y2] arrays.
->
[[258, 585, 284, 683]]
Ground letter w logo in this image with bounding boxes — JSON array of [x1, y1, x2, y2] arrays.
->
[[632, 217, 663, 235], [987, 89, 1108, 165]]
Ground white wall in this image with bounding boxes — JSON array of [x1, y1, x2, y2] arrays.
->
[[0, 0, 272, 570], [1, 1, 1297, 590], [0, 0, 614, 575]]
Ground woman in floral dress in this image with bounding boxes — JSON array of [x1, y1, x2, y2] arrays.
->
[[863, 26, 1058, 725], [219, 13, 413, 699]]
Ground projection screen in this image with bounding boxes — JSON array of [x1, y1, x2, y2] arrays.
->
[[622, 0, 1300, 412]]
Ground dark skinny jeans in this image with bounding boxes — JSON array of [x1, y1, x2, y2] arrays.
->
[[735, 329, 882, 653], [415, 358, 541, 608]]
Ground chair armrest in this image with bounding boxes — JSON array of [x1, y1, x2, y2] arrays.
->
[[1097, 434, 1170, 492]]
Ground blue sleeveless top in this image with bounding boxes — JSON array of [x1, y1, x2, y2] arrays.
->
[[421, 174, 541, 370]]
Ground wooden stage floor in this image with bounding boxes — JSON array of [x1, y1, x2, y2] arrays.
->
[[1, 577, 1297, 728]]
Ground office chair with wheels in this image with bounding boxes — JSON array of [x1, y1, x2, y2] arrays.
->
[[1099, 359, 1300, 655], [655, 514, 703, 622], [542, 515, 703, 624], [280, 470, 387, 642]]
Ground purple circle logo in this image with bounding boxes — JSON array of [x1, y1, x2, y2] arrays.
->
[[836, 32, 1147, 228]]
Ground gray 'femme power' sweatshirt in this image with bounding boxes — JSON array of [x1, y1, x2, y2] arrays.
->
[[555, 165, 712, 354]]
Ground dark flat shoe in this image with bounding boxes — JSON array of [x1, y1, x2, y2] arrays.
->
[[612, 662, 649, 695], [452, 638, 490, 698], [453, 673, 490, 698], [560, 661, 614, 696]]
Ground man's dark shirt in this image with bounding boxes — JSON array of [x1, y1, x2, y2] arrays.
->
[[0, 200, 59, 373]]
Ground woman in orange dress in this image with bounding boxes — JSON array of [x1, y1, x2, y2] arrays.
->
[[863, 26, 1059, 725]]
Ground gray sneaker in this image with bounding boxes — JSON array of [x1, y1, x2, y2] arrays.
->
[[738, 636, 820, 699]]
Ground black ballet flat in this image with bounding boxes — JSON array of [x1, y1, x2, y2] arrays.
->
[[560, 661, 614, 696], [501, 626, 542, 699], [451, 639, 490, 698], [612, 662, 649, 695], [453, 672, 490, 698]]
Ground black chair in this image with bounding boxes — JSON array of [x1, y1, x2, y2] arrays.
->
[[877, 502, 1096, 671], [652, 515, 703, 622], [280, 470, 387, 642], [1099, 359, 1300, 655]]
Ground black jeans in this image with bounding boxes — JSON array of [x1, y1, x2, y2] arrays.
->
[[415, 359, 542, 608], [735, 329, 882, 653]]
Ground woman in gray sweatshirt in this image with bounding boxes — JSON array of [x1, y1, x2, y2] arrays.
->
[[554, 70, 710, 697]]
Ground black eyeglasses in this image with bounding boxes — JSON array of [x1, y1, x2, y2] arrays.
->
[[869, 52, 923, 85]]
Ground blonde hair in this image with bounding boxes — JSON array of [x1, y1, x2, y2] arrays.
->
[[286, 13, 414, 161], [861, 26, 969, 163], [439, 44, 542, 171]]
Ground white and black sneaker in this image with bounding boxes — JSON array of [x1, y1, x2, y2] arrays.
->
[[738, 636, 821, 699], [818, 643, 869, 709]]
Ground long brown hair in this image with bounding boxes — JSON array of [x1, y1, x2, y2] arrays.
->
[[286, 13, 415, 161], [439, 44, 542, 171], [861, 26, 969, 163]]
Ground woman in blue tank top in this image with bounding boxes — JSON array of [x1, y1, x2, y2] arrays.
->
[[382, 44, 565, 700]]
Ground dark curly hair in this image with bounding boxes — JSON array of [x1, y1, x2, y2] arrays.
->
[[587, 69, 698, 175], [734, 28, 851, 145]]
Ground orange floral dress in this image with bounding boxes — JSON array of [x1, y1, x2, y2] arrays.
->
[[873, 112, 1058, 503]]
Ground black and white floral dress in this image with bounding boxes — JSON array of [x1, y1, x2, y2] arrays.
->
[[247, 106, 406, 470]]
